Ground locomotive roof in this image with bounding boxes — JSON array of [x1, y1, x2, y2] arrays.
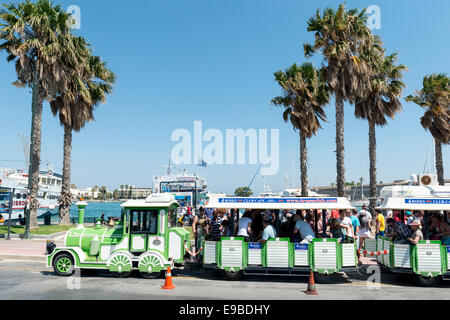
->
[[121, 193, 179, 209]]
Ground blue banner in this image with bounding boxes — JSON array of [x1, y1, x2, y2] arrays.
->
[[447, 247, 450, 254], [219, 198, 338, 204], [249, 243, 261, 250], [405, 199, 450, 205], [0, 187, 12, 214], [295, 244, 308, 251]]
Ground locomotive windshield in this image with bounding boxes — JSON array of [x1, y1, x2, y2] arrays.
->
[[130, 210, 158, 234]]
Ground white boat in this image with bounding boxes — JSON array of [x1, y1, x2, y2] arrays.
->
[[379, 185, 450, 200], [281, 188, 326, 197], [0, 167, 62, 220]]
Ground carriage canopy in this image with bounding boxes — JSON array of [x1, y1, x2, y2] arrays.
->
[[205, 197, 355, 210]]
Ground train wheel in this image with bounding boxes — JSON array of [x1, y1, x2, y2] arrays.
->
[[138, 252, 165, 279], [108, 252, 133, 278], [222, 270, 244, 281], [112, 271, 132, 278], [140, 271, 163, 279], [54, 254, 75, 277], [414, 275, 441, 287], [314, 272, 339, 284]]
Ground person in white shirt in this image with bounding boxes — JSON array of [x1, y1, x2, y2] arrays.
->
[[357, 205, 372, 248], [237, 211, 253, 242], [338, 210, 354, 239], [293, 215, 315, 243]]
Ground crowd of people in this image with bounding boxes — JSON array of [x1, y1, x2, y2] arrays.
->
[[191, 206, 363, 250], [385, 209, 450, 245], [190, 205, 450, 260]]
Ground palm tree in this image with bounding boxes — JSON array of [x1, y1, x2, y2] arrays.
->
[[50, 37, 115, 225], [272, 63, 329, 197], [0, 0, 73, 233], [100, 186, 107, 200], [406, 74, 450, 185], [235, 187, 253, 197], [355, 42, 407, 208], [129, 186, 133, 199], [304, 4, 373, 197]]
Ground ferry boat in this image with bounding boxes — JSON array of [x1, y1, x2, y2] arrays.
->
[[153, 171, 208, 210], [0, 167, 62, 220]]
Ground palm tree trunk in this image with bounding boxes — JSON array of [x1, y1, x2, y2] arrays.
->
[[369, 120, 378, 210], [336, 96, 346, 197], [59, 125, 73, 225], [26, 70, 43, 232], [435, 139, 445, 186], [300, 132, 308, 197]]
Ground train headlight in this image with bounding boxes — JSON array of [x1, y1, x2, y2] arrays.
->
[[46, 240, 56, 255]]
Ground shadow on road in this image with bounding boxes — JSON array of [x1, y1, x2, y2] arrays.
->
[[39, 262, 450, 289]]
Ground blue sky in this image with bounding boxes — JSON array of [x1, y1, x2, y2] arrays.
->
[[0, 0, 449, 194]]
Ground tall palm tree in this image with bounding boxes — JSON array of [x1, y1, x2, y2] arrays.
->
[[355, 43, 407, 208], [406, 74, 450, 185], [0, 0, 73, 232], [272, 63, 329, 197], [50, 37, 115, 225], [304, 4, 373, 197]]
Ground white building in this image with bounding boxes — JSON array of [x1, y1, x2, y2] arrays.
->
[[70, 188, 101, 199]]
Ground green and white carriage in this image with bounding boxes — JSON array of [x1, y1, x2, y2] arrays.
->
[[372, 186, 450, 286], [203, 196, 359, 282], [47, 194, 191, 278]]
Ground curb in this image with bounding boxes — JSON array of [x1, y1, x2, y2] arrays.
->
[[0, 254, 46, 262], [0, 231, 67, 240], [50, 231, 68, 239], [0, 234, 51, 240]]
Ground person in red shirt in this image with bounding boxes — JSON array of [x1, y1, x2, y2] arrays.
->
[[331, 209, 340, 219], [393, 210, 401, 223]]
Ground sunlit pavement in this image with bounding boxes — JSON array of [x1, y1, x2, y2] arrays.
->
[[0, 260, 449, 300]]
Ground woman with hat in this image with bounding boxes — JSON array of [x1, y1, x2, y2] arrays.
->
[[406, 220, 424, 245], [430, 213, 450, 245], [404, 211, 413, 224]]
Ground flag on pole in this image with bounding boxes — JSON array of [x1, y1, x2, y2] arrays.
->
[[197, 158, 208, 168]]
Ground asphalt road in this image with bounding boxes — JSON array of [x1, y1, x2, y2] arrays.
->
[[0, 259, 449, 300]]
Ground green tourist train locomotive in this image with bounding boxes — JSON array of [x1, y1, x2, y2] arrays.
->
[[47, 194, 190, 278]]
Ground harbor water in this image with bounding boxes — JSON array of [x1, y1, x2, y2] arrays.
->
[[69, 202, 122, 219]]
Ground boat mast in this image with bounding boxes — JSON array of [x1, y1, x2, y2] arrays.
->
[[18, 134, 30, 173]]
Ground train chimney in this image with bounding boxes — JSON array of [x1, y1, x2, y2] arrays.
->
[[76, 199, 88, 228]]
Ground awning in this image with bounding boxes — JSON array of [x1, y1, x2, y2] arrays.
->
[[205, 197, 355, 210], [377, 197, 450, 211]]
